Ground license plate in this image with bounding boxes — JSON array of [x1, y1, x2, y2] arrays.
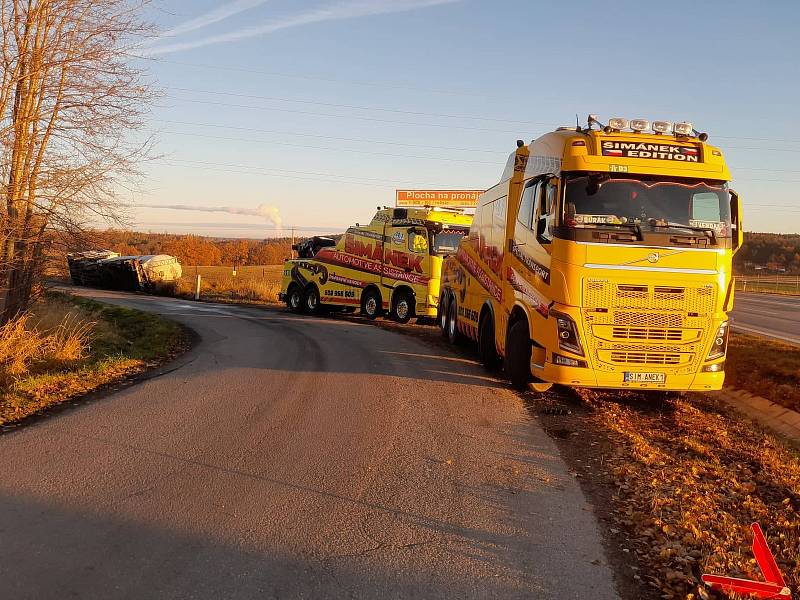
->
[[624, 372, 666, 384]]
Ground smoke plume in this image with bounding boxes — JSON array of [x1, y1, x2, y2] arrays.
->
[[135, 203, 282, 229]]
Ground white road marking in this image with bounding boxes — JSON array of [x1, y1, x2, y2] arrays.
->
[[732, 323, 800, 345], [736, 295, 800, 310]]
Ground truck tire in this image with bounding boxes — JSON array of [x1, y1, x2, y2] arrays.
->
[[361, 288, 382, 320], [478, 315, 501, 371], [438, 291, 450, 337], [286, 284, 303, 313], [447, 299, 463, 345], [505, 320, 532, 390], [303, 284, 322, 316], [391, 290, 414, 324]]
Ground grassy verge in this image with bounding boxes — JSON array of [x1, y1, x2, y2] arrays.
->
[[0, 292, 186, 426], [736, 278, 800, 296], [174, 265, 283, 304], [726, 331, 800, 411], [554, 391, 800, 599]]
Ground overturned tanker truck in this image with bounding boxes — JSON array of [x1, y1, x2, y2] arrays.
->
[[67, 252, 182, 293]]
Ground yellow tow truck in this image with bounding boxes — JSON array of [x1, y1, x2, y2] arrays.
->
[[440, 116, 743, 393], [280, 206, 472, 322]]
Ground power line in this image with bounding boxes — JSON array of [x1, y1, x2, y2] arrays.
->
[[137, 60, 800, 146], [154, 159, 419, 184], [158, 97, 800, 150], [154, 157, 800, 191], [156, 158, 479, 188], [158, 130, 498, 164], [157, 98, 523, 134], [167, 86, 550, 126], [152, 119, 507, 154], [148, 119, 800, 174], [132, 58, 800, 146], [136, 56, 500, 99]]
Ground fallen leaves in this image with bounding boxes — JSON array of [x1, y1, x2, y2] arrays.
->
[[582, 392, 800, 599]]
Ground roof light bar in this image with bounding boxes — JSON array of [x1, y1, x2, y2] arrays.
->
[[593, 115, 705, 139]]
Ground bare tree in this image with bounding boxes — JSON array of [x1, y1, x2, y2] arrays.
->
[[0, 0, 153, 321]]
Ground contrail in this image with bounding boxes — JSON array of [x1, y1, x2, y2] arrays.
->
[[135, 203, 282, 229], [145, 0, 271, 45], [142, 0, 462, 56]]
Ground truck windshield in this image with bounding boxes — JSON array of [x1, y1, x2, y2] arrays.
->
[[432, 229, 467, 255], [564, 174, 731, 237]]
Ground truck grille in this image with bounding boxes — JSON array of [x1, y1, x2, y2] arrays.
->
[[585, 280, 715, 315], [582, 279, 716, 373]]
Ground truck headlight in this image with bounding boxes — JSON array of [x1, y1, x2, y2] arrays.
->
[[551, 311, 584, 356], [701, 362, 724, 372], [553, 353, 588, 368], [705, 321, 729, 361]]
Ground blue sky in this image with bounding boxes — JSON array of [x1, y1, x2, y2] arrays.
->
[[130, 0, 800, 237]]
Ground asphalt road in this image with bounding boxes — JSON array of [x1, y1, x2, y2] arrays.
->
[[732, 292, 800, 344], [0, 290, 618, 600]]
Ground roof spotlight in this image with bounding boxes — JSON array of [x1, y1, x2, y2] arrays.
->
[[674, 122, 694, 136], [652, 121, 673, 134], [607, 117, 629, 130], [629, 119, 650, 132]]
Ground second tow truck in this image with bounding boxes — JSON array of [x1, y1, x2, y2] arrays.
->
[[280, 206, 472, 323]]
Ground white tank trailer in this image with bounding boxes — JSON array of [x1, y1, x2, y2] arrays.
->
[[67, 252, 182, 293]]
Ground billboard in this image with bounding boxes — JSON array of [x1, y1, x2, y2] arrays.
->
[[395, 189, 482, 209]]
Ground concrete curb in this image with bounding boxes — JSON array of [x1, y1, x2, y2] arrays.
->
[[707, 388, 800, 444]]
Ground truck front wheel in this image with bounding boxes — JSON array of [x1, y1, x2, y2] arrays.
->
[[505, 320, 533, 390]]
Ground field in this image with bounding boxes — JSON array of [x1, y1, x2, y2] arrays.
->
[[175, 265, 284, 304], [736, 275, 800, 295], [176, 267, 800, 306]]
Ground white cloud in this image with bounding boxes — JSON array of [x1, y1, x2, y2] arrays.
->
[[142, 0, 462, 56], [146, 0, 271, 46]]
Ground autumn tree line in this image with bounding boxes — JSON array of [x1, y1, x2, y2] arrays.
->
[[91, 230, 800, 273], [97, 230, 296, 267], [734, 232, 800, 273]]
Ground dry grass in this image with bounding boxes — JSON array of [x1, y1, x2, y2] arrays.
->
[[0, 293, 184, 426], [0, 299, 95, 383], [0, 315, 43, 377], [580, 391, 800, 599], [175, 265, 283, 304], [726, 332, 800, 411]]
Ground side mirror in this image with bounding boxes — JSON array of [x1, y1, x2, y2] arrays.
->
[[729, 189, 743, 253]]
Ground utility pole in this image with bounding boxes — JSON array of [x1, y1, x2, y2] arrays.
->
[[290, 227, 295, 259]]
